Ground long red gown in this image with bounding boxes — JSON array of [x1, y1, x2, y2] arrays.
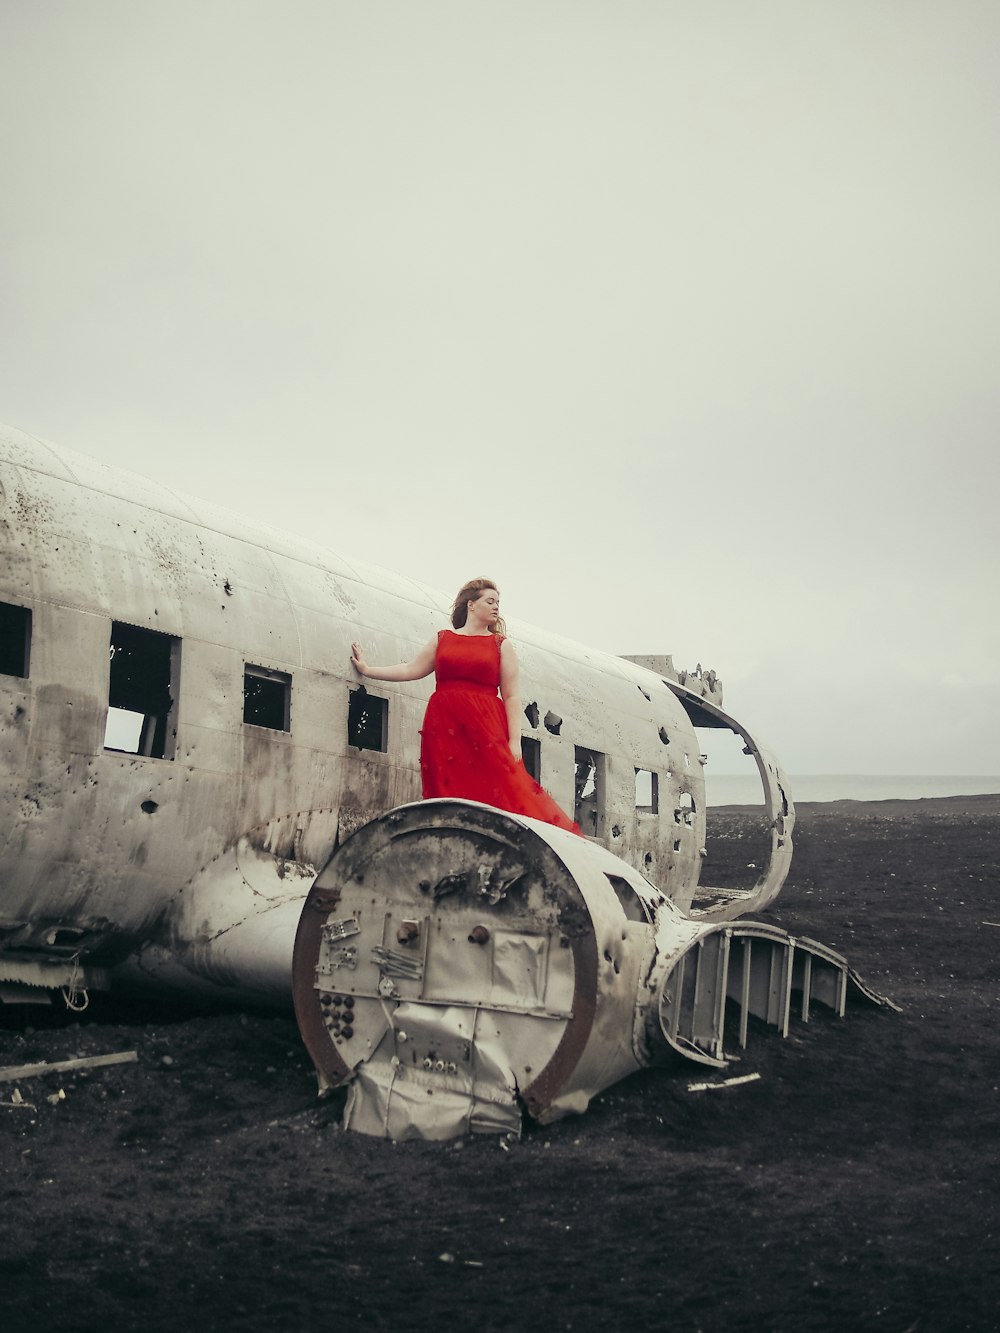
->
[[419, 630, 579, 834]]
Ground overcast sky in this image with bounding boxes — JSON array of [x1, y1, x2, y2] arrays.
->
[[2, 1, 997, 775]]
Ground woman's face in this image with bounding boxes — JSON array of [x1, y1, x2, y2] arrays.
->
[[468, 587, 500, 629]]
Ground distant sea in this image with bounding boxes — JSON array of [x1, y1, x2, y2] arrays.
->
[[704, 774, 1000, 807]]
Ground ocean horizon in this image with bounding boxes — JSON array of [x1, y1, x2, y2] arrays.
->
[[704, 774, 1000, 807]]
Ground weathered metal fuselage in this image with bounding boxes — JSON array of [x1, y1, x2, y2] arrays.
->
[[0, 423, 793, 1007]]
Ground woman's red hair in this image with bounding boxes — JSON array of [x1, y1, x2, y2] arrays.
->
[[451, 577, 506, 636]]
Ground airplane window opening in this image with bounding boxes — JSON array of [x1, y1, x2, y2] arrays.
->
[[521, 735, 541, 781], [635, 768, 658, 814], [523, 701, 539, 728], [0, 601, 31, 678], [243, 664, 291, 732], [574, 746, 606, 837], [348, 686, 388, 752], [658, 726, 670, 745], [674, 790, 695, 826], [544, 710, 562, 736], [105, 622, 180, 759]]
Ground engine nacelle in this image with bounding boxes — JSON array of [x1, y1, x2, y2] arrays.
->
[[294, 800, 871, 1140]]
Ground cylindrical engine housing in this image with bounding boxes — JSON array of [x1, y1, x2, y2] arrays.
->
[[293, 800, 715, 1137]]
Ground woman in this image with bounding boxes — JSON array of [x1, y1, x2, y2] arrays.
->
[[350, 577, 578, 833]]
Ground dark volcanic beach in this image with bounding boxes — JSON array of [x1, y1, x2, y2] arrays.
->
[[2, 795, 999, 1332]]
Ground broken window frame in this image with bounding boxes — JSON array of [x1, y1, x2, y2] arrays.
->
[[348, 685, 389, 753], [574, 745, 606, 838], [0, 601, 31, 679], [243, 664, 292, 733], [521, 735, 541, 781], [634, 768, 659, 815], [105, 621, 181, 760]]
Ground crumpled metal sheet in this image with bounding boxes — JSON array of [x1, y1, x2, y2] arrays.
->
[[342, 1002, 522, 1140]]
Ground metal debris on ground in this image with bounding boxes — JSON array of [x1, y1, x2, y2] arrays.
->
[[1, 1088, 36, 1110], [687, 1072, 763, 1093]]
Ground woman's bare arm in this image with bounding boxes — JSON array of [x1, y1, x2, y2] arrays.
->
[[351, 638, 437, 682], [499, 638, 524, 759]]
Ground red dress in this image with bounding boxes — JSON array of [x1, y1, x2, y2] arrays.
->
[[419, 630, 579, 834]]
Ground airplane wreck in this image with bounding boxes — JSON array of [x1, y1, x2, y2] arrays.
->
[[0, 422, 892, 1140]]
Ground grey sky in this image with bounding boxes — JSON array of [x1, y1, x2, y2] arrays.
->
[[2, 1, 998, 774]]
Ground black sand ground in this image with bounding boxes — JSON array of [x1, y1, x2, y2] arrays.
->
[[2, 796, 998, 1332]]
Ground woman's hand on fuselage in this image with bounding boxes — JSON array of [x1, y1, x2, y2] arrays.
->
[[350, 638, 437, 682], [350, 642, 369, 676]]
